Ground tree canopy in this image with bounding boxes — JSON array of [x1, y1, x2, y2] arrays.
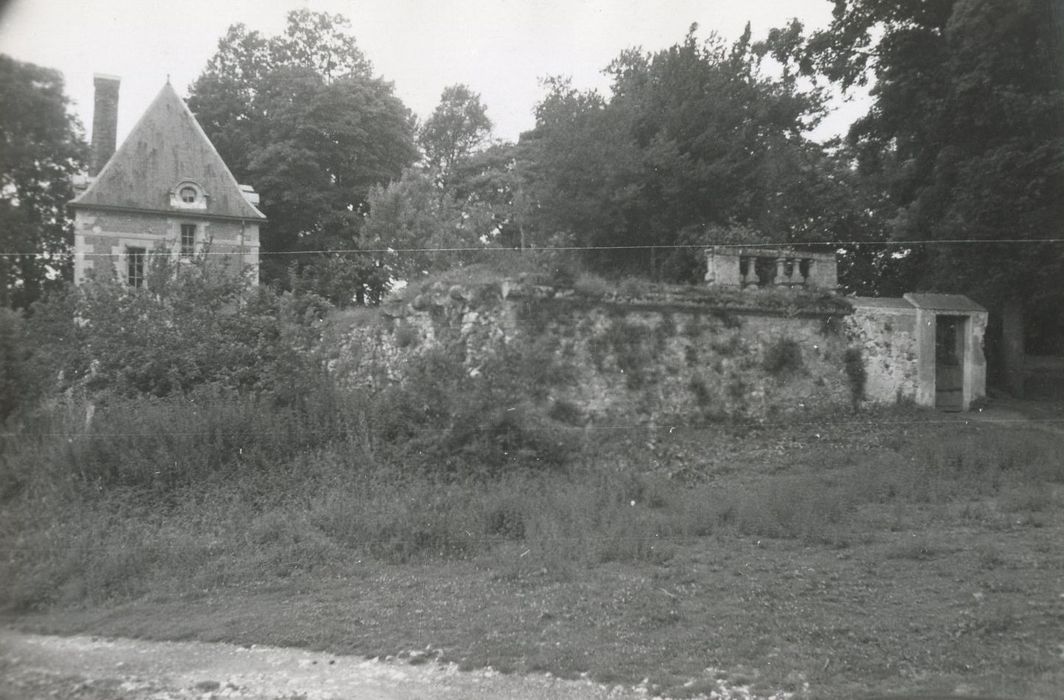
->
[[0, 55, 87, 308], [418, 85, 493, 188], [515, 25, 846, 281], [187, 10, 418, 300], [809, 0, 1064, 347], [361, 85, 508, 281]]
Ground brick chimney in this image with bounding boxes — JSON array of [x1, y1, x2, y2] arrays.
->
[[90, 74, 120, 176]]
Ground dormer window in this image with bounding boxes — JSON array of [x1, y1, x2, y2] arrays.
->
[[171, 181, 206, 210]]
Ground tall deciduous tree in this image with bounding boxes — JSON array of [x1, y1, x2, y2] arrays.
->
[[0, 55, 87, 308], [808, 0, 1064, 385], [518, 26, 839, 281], [359, 87, 513, 282], [361, 168, 477, 279], [187, 11, 418, 300], [419, 84, 493, 188]]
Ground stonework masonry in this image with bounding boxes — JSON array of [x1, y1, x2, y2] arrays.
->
[[844, 298, 920, 404], [74, 209, 259, 285], [704, 247, 838, 290], [332, 279, 988, 422], [90, 74, 119, 176], [333, 280, 859, 424]]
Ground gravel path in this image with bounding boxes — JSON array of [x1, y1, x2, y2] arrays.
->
[[0, 629, 658, 700]]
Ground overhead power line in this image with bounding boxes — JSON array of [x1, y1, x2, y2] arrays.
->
[[1, 237, 1064, 259]]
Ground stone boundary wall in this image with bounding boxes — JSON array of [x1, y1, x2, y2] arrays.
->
[[331, 280, 869, 424]]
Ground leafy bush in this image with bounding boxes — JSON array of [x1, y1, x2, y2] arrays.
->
[[1, 379, 369, 496], [0, 308, 32, 422], [762, 337, 803, 376], [588, 320, 662, 389], [22, 259, 330, 402], [843, 347, 866, 406], [573, 272, 612, 297], [393, 321, 419, 348], [373, 343, 580, 478]]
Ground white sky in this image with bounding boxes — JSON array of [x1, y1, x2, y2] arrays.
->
[[0, 0, 865, 146]]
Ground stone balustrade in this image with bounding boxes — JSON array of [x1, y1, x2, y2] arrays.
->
[[705, 246, 838, 291]]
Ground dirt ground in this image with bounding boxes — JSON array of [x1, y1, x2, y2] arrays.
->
[[0, 629, 663, 700]]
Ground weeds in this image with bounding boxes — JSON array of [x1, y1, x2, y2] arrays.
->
[[573, 272, 613, 297], [762, 337, 804, 376], [4, 412, 1064, 611], [4, 306, 1064, 622]]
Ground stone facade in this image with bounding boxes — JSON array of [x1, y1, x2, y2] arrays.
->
[[843, 294, 987, 411], [73, 211, 258, 286], [905, 293, 987, 411], [843, 297, 920, 405]]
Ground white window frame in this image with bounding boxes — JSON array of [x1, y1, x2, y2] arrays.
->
[[171, 181, 207, 210]]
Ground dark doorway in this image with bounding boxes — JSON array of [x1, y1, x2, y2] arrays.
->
[[935, 315, 966, 411]]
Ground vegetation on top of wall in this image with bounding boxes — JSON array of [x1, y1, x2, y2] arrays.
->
[[383, 262, 851, 319]]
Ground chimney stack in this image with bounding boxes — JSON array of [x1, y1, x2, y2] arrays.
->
[[90, 74, 120, 176]]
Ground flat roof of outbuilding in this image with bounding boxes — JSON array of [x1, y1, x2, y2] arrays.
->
[[845, 296, 915, 310], [903, 293, 986, 313]]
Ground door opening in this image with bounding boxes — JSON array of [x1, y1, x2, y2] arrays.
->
[[935, 315, 966, 411]]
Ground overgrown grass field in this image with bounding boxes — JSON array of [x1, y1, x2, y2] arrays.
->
[[2, 385, 1063, 699]]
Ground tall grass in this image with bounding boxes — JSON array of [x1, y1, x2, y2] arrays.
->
[[1, 380, 370, 498], [3, 359, 1063, 611]]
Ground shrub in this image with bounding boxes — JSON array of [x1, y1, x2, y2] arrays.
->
[[619, 277, 647, 298], [374, 345, 581, 478], [22, 260, 330, 402], [843, 347, 867, 406], [1, 378, 370, 496], [573, 272, 612, 297], [394, 321, 419, 348], [762, 337, 803, 376], [0, 308, 32, 422], [588, 320, 660, 389]]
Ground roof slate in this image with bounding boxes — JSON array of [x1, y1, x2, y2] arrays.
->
[[71, 82, 265, 221]]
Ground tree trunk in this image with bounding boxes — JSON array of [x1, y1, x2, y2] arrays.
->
[[1001, 297, 1025, 397]]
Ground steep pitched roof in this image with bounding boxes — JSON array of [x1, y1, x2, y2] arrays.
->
[[71, 81, 265, 220]]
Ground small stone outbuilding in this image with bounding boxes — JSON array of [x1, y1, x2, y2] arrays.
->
[[702, 245, 987, 411], [845, 294, 987, 411]]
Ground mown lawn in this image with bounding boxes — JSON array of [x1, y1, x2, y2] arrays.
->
[[3, 403, 1063, 699]]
